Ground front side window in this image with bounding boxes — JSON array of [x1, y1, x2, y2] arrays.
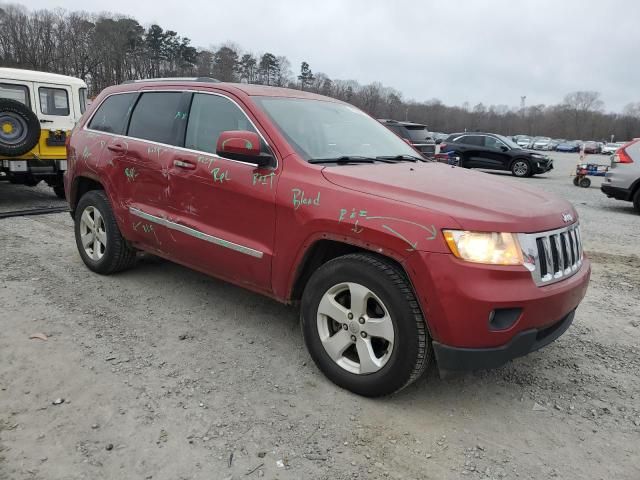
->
[[88, 93, 137, 134], [254, 97, 419, 161], [128, 92, 182, 145], [79, 88, 88, 114], [484, 136, 506, 150], [185, 93, 256, 155], [39, 87, 69, 116], [0, 83, 30, 107]]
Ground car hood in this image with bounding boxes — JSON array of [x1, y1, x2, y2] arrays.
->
[[322, 162, 576, 232]]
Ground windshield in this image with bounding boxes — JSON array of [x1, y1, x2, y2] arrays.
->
[[253, 97, 419, 161], [498, 135, 521, 149]]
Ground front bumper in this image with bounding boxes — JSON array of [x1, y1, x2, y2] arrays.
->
[[533, 159, 553, 173], [433, 310, 574, 371], [404, 251, 590, 359], [601, 183, 631, 201]]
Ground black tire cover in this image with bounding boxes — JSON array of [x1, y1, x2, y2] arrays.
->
[[0, 98, 41, 157]]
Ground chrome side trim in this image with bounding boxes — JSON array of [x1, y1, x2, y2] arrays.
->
[[129, 207, 263, 259]]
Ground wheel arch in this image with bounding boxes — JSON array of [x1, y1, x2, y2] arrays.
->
[[288, 238, 412, 304], [70, 175, 105, 215]]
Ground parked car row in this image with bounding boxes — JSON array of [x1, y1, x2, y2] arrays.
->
[[512, 135, 627, 155]]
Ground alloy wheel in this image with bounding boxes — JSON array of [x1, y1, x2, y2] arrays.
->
[[79, 206, 107, 261], [316, 282, 395, 375]]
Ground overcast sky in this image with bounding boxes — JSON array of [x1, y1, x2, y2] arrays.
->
[[23, 0, 640, 112]]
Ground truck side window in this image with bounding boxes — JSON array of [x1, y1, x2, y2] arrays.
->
[[88, 93, 137, 135], [39, 87, 70, 116], [128, 92, 183, 145], [185, 93, 257, 155], [1, 83, 30, 107]]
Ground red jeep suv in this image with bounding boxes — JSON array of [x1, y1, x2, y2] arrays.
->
[[65, 79, 591, 397]]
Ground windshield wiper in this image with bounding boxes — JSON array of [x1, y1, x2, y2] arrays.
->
[[376, 154, 426, 162], [308, 156, 377, 165]]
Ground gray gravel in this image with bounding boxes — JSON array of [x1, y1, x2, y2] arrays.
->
[[0, 152, 638, 480]]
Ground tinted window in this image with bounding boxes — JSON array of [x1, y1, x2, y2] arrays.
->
[[405, 126, 432, 143], [39, 87, 69, 116], [484, 136, 506, 149], [0, 83, 30, 107], [457, 135, 484, 146], [88, 93, 137, 134], [185, 93, 256, 155], [128, 92, 182, 145]]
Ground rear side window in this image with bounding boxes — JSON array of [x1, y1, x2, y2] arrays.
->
[[0, 83, 30, 107], [185, 93, 256, 154], [39, 87, 69, 116], [128, 92, 182, 145], [88, 93, 137, 134], [457, 135, 484, 146]]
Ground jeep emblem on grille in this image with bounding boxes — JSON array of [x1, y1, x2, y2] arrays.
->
[[562, 213, 574, 223]]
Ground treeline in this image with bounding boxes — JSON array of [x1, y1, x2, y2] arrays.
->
[[1, 3, 639, 141]]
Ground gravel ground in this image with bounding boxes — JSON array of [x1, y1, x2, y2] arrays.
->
[[0, 152, 638, 480]]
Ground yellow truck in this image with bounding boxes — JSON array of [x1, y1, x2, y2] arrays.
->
[[0, 68, 88, 198]]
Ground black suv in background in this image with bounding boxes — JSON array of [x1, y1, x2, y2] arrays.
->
[[440, 132, 553, 177], [378, 119, 436, 156]]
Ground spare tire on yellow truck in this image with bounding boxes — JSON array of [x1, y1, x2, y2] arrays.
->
[[0, 68, 88, 199]]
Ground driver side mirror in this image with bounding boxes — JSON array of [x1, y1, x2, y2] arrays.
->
[[216, 130, 274, 167]]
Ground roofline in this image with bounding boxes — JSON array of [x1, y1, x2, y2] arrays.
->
[[0, 67, 87, 86]]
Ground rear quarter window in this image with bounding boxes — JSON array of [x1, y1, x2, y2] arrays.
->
[[0, 83, 30, 107], [39, 87, 69, 116], [127, 92, 183, 145], [88, 93, 137, 134]]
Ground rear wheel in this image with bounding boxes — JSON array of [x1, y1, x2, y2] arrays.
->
[[301, 253, 431, 397], [633, 189, 640, 213], [74, 190, 136, 274], [579, 177, 591, 188], [511, 159, 531, 177]]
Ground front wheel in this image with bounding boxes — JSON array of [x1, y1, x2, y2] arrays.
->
[[579, 177, 591, 188], [633, 189, 640, 213], [511, 159, 531, 177], [301, 253, 431, 397]]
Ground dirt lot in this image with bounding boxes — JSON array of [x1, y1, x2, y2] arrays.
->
[[1, 152, 639, 480]]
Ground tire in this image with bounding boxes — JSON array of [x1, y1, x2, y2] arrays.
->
[[511, 159, 531, 177], [0, 98, 40, 157], [455, 152, 467, 168], [53, 184, 66, 199], [301, 253, 431, 397], [579, 177, 591, 188], [573, 176, 580, 186], [74, 190, 136, 274], [632, 189, 640, 213]]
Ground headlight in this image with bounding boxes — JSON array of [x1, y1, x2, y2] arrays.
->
[[443, 230, 523, 265]]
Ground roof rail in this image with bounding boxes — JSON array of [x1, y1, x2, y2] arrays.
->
[[121, 77, 221, 84]]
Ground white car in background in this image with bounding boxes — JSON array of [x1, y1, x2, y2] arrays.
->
[[532, 137, 553, 150], [602, 142, 624, 155]]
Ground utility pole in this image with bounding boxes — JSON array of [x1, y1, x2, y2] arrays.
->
[[520, 96, 526, 114]]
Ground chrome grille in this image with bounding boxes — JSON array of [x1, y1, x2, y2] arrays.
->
[[518, 223, 583, 286]]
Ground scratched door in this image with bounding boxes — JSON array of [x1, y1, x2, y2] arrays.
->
[[105, 91, 184, 251], [166, 92, 279, 292]]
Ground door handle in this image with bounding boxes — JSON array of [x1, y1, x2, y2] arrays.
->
[[173, 159, 196, 170], [40, 119, 54, 123], [107, 143, 125, 153]]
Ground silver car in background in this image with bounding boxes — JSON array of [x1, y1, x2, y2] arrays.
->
[[601, 139, 640, 213]]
